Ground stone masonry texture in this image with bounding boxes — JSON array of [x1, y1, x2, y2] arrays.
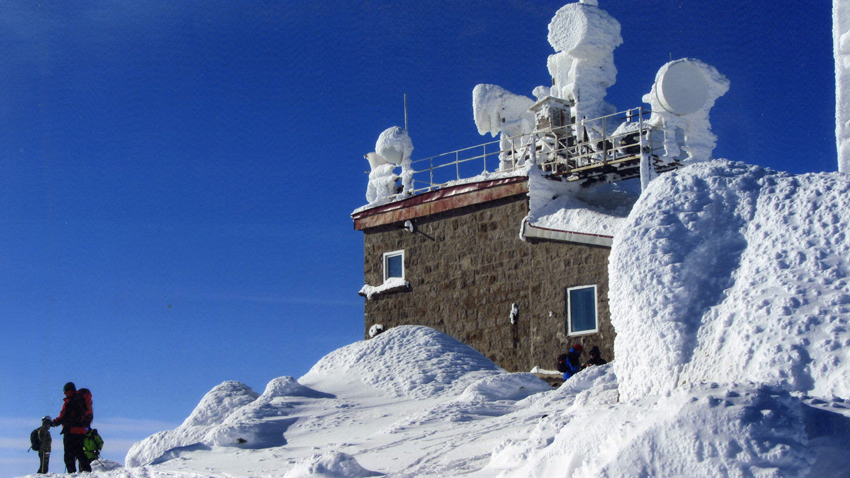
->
[[360, 192, 615, 372]]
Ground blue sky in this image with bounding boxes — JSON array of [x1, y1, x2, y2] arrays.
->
[[0, 0, 835, 475]]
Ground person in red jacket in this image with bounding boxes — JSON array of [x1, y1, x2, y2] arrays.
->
[[51, 382, 93, 473]]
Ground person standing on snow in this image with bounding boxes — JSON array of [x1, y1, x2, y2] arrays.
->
[[35, 416, 52, 474], [52, 382, 93, 473], [562, 344, 584, 380]]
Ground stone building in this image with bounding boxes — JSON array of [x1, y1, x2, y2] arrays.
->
[[352, 175, 619, 373]]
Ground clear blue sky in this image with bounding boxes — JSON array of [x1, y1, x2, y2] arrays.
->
[[0, 0, 834, 475]]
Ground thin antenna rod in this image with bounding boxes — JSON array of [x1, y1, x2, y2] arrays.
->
[[404, 94, 409, 132]]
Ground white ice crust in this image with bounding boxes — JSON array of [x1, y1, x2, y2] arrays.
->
[[835, 0, 850, 172]]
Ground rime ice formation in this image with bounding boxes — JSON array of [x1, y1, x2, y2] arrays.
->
[[610, 160, 850, 402], [375, 127, 413, 166], [365, 162, 397, 204], [547, 0, 622, 125], [835, 0, 850, 172], [472, 84, 536, 170], [643, 59, 729, 166], [364, 127, 415, 205], [375, 126, 414, 197]]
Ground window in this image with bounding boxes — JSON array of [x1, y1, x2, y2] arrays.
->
[[383, 250, 404, 282], [567, 285, 598, 335]]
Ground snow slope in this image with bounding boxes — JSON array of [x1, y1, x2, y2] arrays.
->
[[20, 162, 850, 477], [80, 322, 850, 477]]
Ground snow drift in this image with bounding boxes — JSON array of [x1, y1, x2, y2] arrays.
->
[[300, 325, 503, 399], [611, 160, 850, 401]]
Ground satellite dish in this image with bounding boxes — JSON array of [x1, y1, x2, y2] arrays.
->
[[656, 60, 708, 116]]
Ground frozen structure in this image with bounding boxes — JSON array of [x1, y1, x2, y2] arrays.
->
[[641, 59, 730, 187], [352, 0, 730, 374], [472, 84, 536, 170], [546, 0, 622, 124], [359, 0, 729, 206], [364, 127, 413, 205], [835, 0, 850, 172]]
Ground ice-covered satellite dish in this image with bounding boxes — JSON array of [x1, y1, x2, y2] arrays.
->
[[365, 152, 388, 171], [376, 127, 413, 166], [656, 60, 708, 116]]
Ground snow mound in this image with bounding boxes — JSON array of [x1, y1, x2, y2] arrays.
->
[[126, 377, 327, 466], [382, 373, 552, 433], [283, 451, 381, 478], [457, 373, 552, 403], [300, 325, 503, 399], [181, 381, 259, 427], [489, 383, 813, 478], [611, 160, 850, 401]]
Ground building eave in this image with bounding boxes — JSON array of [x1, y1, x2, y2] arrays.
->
[[521, 219, 613, 247], [352, 176, 529, 231]]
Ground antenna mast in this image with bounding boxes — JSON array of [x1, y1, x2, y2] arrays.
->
[[404, 94, 408, 132]]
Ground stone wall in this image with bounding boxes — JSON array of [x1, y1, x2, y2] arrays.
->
[[361, 193, 614, 372]]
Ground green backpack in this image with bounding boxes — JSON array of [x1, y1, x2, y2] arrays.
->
[[83, 429, 104, 460]]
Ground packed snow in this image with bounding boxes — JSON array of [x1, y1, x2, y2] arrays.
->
[[47, 302, 850, 478], [16, 0, 850, 476], [611, 160, 850, 402], [525, 166, 640, 237]]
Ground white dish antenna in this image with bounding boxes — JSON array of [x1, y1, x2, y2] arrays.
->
[[656, 60, 708, 116]]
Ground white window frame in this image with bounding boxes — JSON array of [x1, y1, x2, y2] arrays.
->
[[567, 284, 599, 336], [382, 250, 405, 283]]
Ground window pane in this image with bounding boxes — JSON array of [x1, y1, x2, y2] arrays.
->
[[386, 254, 403, 279], [569, 287, 597, 333]]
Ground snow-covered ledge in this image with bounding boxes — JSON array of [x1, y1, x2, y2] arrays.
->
[[359, 278, 411, 300]]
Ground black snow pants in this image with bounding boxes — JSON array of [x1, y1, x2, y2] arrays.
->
[[63, 432, 92, 473]]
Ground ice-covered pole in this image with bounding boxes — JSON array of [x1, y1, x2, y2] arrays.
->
[[547, 0, 622, 127], [835, 0, 850, 172]]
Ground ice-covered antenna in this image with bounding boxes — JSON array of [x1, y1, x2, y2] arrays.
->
[[404, 94, 409, 132]]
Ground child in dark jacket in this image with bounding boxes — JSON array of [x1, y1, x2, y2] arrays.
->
[[36, 416, 52, 474]]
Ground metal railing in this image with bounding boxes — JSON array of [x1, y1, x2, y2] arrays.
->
[[396, 107, 664, 197]]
